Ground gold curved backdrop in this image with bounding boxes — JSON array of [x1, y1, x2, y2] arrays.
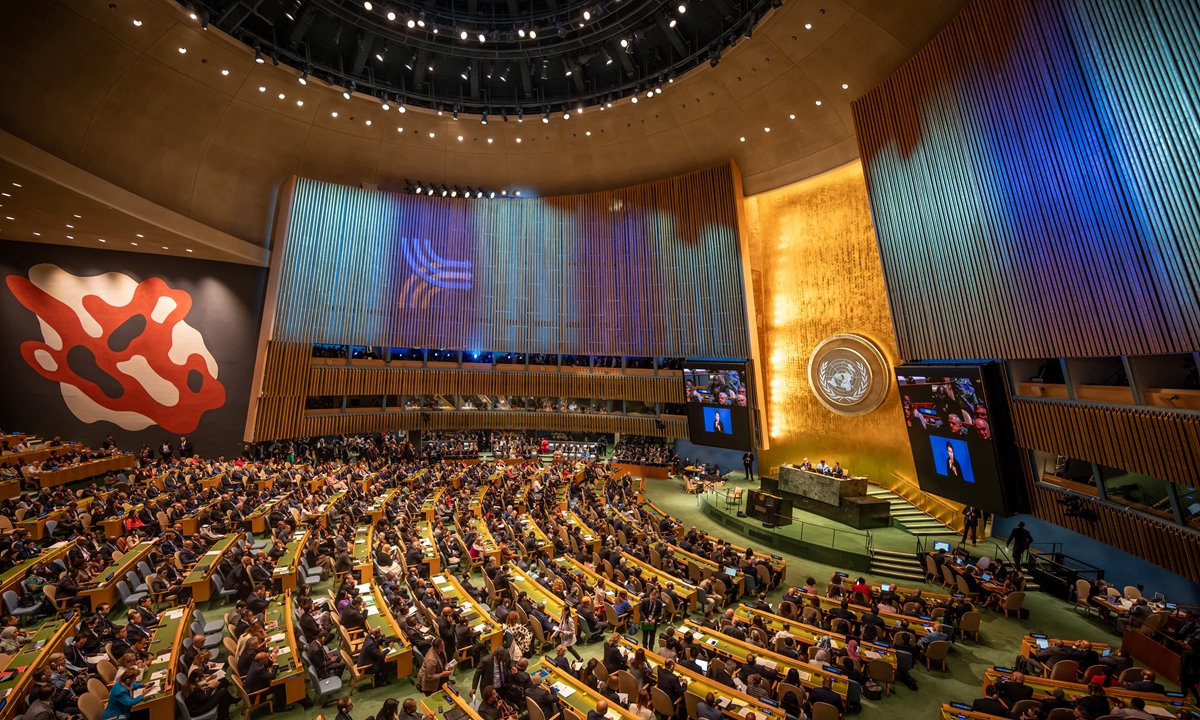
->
[[745, 162, 961, 530]]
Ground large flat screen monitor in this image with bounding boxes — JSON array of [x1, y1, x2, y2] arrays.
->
[[896, 363, 1025, 517], [683, 360, 753, 450]]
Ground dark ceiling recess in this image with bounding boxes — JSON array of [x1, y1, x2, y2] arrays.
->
[[197, 0, 775, 117]]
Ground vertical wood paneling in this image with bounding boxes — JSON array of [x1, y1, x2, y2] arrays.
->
[[852, 0, 1200, 360], [271, 164, 749, 358]]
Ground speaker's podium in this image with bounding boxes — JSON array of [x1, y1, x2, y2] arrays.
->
[[747, 489, 793, 528]]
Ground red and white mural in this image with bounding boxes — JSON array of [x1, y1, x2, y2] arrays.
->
[[5, 264, 226, 433]]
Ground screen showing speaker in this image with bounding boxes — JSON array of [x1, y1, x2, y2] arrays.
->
[[896, 363, 1025, 516], [683, 361, 753, 450]]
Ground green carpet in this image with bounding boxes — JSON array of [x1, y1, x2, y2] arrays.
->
[[250, 474, 1168, 720]]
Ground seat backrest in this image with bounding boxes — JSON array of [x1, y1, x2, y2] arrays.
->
[[959, 611, 981, 631], [526, 698, 546, 720], [1124, 586, 1142, 600], [1050, 660, 1078, 681], [2, 590, 21, 613], [78, 692, 105, 720], [1047, 707, 1075, 720], [1011, 700, 1041, 717], [684, 692, 701, 719], [97, 659, 116, 684], [1005, 592, 1026, 610], [868, 658, 894, 682], [812, 701, 840, 720], [87, 678, 109, 701], [777, 682, 805, 705], [1075, 579, 1091, 600], [941, 566, 955, 584], [651, 687, 676, 716], [175, 692, 194, 720], [926, 640, 951, 660]]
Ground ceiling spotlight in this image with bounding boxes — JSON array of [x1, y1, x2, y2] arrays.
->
[[186, 2, 197, 19], [450, 189, 458, 197], [441, 187, 448, 196], [805, 23, 812, 29], [563, 58, 573, 76], [398, 100, 407, 113], [620, 37, 629, 48], [583, 8, 591, 20], [478, 33, 486, 43], [539, 59, 549, 80], [515, 191, 521, 196], [518, 26, 527, 37], [363, 1, 373, 9], [278, 93, 286, 99], [459, 28, 468, 40], [343, 82, 355, 99], [489, 191, 496, 198], [298, 69, 309, 84], [529, 28, 537, 38], [133, 19, 143, 26], [461, 63, 471, 80], [381, 97, 391, 111], [668, 15, 677, 27], [501, 108, 508, 122], [221, 69, 229, 75], [453, 107, 459, 120], [743, 22, 752, 39], [499, 63, 510, 82], [563, 111, 570, 119], [517, 108, 524, 122], [655, 86, 662, 94], [631, 95, 638, 103], [815, 100, 822, 105], [376, 42, 388, 61], [418, 12, 426, 26], [542, 111, 550, 123], [254, 45, 264, 63], [842, 83, 849, 89], [270, 50, 279, 66], [602, 48, 613, 65], [678, 3, 687, 12], [406, 17, 415, 27], [481, 112, 489, 125], [403, 51, 415, 70], [178, 47, 187, 54], [284, 0, 302, 20], [387, 10, 396, 21]]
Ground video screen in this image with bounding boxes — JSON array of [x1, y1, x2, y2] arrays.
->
[[897, 364, 1019, 516], [684, 368, 747, 406], [684, 360, 753, 450]]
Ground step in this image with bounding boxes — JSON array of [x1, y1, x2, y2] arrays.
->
[[868, 565, 927, 582], [871, 548, 918, 560]]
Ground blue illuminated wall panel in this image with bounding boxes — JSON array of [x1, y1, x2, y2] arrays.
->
[[852, 0, 1200, 360]]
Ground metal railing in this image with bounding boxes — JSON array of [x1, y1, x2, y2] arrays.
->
[[702, 492, 874, 554]]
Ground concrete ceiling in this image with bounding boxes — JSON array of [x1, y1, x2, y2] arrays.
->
[[0, 0, 966, 250]]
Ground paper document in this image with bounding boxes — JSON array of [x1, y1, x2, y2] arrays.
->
[[269, 633, 286, 642], [551, 682, 575, 698]]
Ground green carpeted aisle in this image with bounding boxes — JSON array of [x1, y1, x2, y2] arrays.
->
[[259, 474, 1160, 720]]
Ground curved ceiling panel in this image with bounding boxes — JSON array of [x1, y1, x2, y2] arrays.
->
[[0, 0, 966, 248]]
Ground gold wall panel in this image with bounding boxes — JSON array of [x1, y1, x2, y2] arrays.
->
[[744, 162, 961, 530]]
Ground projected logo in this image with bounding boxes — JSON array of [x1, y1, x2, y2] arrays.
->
[[5, 264, 226, 433], [398, 237, 472, 309]]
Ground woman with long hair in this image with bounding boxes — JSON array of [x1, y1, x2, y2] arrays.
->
[[557, 605, 582, 660]]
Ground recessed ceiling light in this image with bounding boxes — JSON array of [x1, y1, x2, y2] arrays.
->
[[332, 112, 338, 118], [178, 47, 187, 54], [516, 138, 522, 143], [487, 138, 493, 143], [66, 224, 73, 228], [278, 93, 285, 99], [364, 1, 373, 8], [842, 84, 849, 89], [805, 23, 812, 29], [12, 183, 21, 187], [3, 216, 11, 220], [458, 136, 463, 141], [789, 114, 795, 119], [221, 69, 229, 75], [136, 234, 144, 238], [162, 246, 169, 249], [129, 242, 136, 246], [186, 249, 193, 253], [66, 235, 73, 239], [297, 100, 304, 106], [99, 239, 106, 243], [585, 131, 591, 136], [259, 87, 266, 92], [1, 193, 9, 197], [429, 132, 435, 138], [397, 127, 404, 132], [365, 120, 372, 125], [74, 214, 81, 218], [133, 19, 142, 26], [739, 137, 745, 142], [815, 100, 822, 106], [764, 127, 770, 132], [32, 232, 40, 236]]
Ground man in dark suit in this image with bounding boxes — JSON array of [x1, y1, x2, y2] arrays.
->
[[526, 675, 559, 719], [246, 650, 314, 711], [358, 627, 393, 687], [1122, 670, 1166, 694], [472, 648, 511, 698], [807, 677, 843, 715], [297, 599, 322, 641], [246, 584, 271, 615], [972, 685, 1011, 718], [995, 672, 1034, 707], [307, 630, 345, 679], [656, 659, 687, 709]]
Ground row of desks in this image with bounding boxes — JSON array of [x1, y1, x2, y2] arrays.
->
[[183, 532, 243, 602], [982, 667, 1198, 716], [37, 454, 135, 488]]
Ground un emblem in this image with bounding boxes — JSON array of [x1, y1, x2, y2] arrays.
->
[[808, 334, 889, 417]]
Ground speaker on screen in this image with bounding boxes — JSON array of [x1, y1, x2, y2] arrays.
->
[[896, 363, 1027, 517]]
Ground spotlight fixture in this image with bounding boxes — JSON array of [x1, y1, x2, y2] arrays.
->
[[363, 1, 373, 9], [270, 50, 279, 66], [453, 107, 459, 120], [478, 33, 486, 43], [417, 11, 425, 26], [284, 0, 301, 21], [631, 94, 638, 103], [254, 44, 265, 63], [481, 111, 488, 125], [563, 58, 573, 76], [743, 21, 753, 39], [376, 42, 388, 61], [499, 63, 510, 82], [517, 108, 524, 122], [381, 96, 391, 111], [387, 9, 396, 20], [668, 14, 677, 27], [539, 59, 549, 80], [298, 69, 309, 85], [529, 28, 537, 38], [602, 48, 613, 65], [678, 3, 687, 12], [501, 108, 508, 122], [398, 98, 407, 113], [542, 110, 550, 123], [459, 28, 468, 40], [583, 8, 592, 20], [563, 111, 570, 119], [460, 63, 471, 80], [406, 16, 415, 27], [518, 24, 527, 38], [343, 82, 355, 99]]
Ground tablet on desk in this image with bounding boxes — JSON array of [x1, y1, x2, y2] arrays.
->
[[1102, 648, 1111, 658], [880, 584, 891, 592], [1035, 639, 1049, 649]]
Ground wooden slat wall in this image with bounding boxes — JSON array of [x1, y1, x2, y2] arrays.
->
[[851, 0, 1200, 360], [272, 164, 749, 358], [307, 367, 682, 403], [252, 341, 687, 440], [1026, 463, 1200, 584], [1011, 398, 1200, 488]]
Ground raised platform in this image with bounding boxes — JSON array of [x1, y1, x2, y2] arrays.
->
[[762, 474, 891, 530], [612, 462, 671, 479], [699, 492, 874, 573]]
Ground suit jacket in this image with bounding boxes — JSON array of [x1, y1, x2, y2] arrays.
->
[[298, 611, 321, 642], [245, 661, 278, 695], [996, 681, 1033, 706], [603, 643, 626, 672], [418, 648, 447, 691], [808, 686, 843, 714], [972, 697, 1012, 718], [246, 592, 270, 614], [656, 669, 685, 703], [341, 607, 368, 634], [308, 640, 334, 678], [473, 652, 510, 691], [359, 635, 388, 674]]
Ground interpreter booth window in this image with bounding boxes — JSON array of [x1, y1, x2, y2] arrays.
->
[[495, 352, 526, 366], [1032, 450, 1098, 497], [625, 400, 657, 416], [304, 396, 340, 410], [1176, 485, 1200, 530], [1101, 467, 1174, 520], [661, 403, 687, 417], [312, 344, 348, 358], [459, 395, 490, 410]]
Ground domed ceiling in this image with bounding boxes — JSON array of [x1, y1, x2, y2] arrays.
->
[[0, 0, 965, 248]]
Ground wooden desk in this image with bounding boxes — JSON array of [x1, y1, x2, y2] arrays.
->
[[734, 604, 903, 670], [351, 525, 374, 583], [2, 442, 83, 466], [982, 668, 1197, 715], [667, 543, 746, 595], [421, 487, 446, 523], [81, 541, 155, 609], [420, 684, 484, 720], [312, 491, 346, 528], [679, 620, 856, 704], [20, 498, 93, 540], [359, 583, 413, 678], [101, 503, 142, 539], [0, 540, 77, 599], [519, 514, 554, 559], [616, 638, 789, 720], [182, 533, 242, 603], [0, 616, 75, 720], [789, 591, 933, 638], [0, 480, 18, 500], [38, 453, 134, 488], [508, 566, 567, 618], [179, 500, 220, 536], [274, 528, 311, 593], [530, 662, 645, 720], [468, 482, 493, 518], [432, 572, 505, 651], [549, 555, 642, 623], [134, 601, 193, 720], [562, 511, 601, 555], [417, 521, 443, 576], [464, 516, 501, 567], [248, 493, 293, 535], [261, 592, 307, 704], [621, 552, 698, 610], [368, 489, 398, 524]]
